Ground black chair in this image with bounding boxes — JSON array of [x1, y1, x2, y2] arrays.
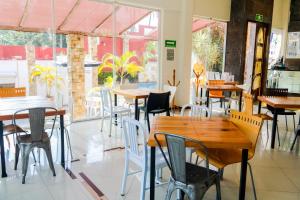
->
[[154, 132, 221, 200], [140, 92, 170, 131], [290, 117, 300, 151], [265, 88, 296, 132]]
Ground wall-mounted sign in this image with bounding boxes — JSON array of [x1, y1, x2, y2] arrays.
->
[[255, 14, 264, 22], [165, 40, 176, 48], [167, 49, 175, 61]]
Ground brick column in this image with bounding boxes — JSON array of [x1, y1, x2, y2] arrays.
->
[[67, 34, 86, 120], [25, 45, 37, 95], [88, 36, 99, 87]]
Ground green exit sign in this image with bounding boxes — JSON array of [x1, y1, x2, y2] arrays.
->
[[255, 14, 264, 22], [165, 40, 176, 48]]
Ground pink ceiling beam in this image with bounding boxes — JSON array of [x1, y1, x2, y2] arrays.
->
[[0, 0, 27, 27], [192, 19, 215, 32]]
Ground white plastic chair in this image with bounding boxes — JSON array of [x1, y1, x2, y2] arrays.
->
[[163, 85, 177, 114], [221, 72, 230, 81], [100, 88, 131, 137], [181, 104, 210, 163], [120, 117, 167, 200]]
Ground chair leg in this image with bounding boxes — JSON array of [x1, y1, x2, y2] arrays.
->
[[109, 115, 112, 137], [247, 162, 257, 200], [43, 145, 56, 176], [146, 113, 150, 132], [14, 144, 20, 170], [218, 168, 224, 180], [65, 128, 74, 161], [120, 154, 129, 196], [5, 136, 10, 149], [290, 132, 299, 151], [21, 145, 32, 184], [285, 115, 288, 131], [276, 123, 280, 146], [215, 175, 222, 200], [293, 115, 296, 133], [165, 182, 174, 200], [140, 165, 147, 200]]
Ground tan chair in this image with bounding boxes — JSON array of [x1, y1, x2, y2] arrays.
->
[[196, 111, 263, 200], [0, 87, 27, 148], [0, 87, 26, 97], [208, 80, 226, 112], [243, 92, 280, 145]]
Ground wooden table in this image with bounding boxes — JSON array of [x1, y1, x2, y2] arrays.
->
[[112, 88, 160, 120], [258, 96, 300, 149], [206, 85, 244, 112], [148, 116, 252, 200], [0, 96, 66, 177]]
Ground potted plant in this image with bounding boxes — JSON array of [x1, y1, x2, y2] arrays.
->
[[30, 65, 64, 97], [98, 51, 143, 86]]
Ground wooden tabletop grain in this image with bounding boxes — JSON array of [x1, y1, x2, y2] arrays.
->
[[0, 96, 65, 121], [257, 96, 300, 109], [148, 116, 252, 149]]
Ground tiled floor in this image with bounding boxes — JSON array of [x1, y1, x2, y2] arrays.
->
[[1, 106, 300, 200]]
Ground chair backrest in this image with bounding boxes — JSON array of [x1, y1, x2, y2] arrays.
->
[[163, 85, 177, 105], [0, 87, 26, 97], [243, 92, 254, 114], [221, 72, 230, 81], [265, 88, 288, 97], [13, 107, 57, 142], [122, 117, 149, 159], [100, 88, 113, 113], [230, 110, 263, 155], [208, 80, 225, 97], [154, 132, 209, 184], [146, 92, 170, 113], [206, 71, 215, 80], [214, 72, 221, 80], [181, 104, 210, 118]]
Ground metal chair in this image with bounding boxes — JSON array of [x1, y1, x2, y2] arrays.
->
[[196, 111, 263, 200], [290, 116, 300, 151], [208, 80, 226, 113], [120, 117, 167, 200], [100, 88, 131, 137], [13, 107, 57, 184], [154, 132, 221, 200], [163, 85, 177, 114], [181, 104, 210, 163]]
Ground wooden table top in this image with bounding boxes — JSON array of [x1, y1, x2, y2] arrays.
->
[[224, 81, 238, 85], [206, 85, 243, 92], [0, 96, 65, 121], [112, 88, 161, 99], [148, 116, 252, 149], [258, 96, 300, 109]]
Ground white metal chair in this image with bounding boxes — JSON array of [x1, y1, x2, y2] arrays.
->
[[120, 117, 167, 200], [100, 88, 131, 137], [181, 104, 210, 163], [163, 84, 177, 114]]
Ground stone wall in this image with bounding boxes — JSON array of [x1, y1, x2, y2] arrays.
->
[[88, 37, 99, 87], [25, 45, 36, 95], [67, 34, 86, 120]]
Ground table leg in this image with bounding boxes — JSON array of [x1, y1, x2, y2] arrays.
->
[[0, 121, 7, 177], [60, 115, 65, 168], [239, 149, 248, 200], [150, 147, 156, 200], [271, 109, 278, 149], [239, 91, 243, 112], [114, 94, 117, 126], [206, 90, 209, 117], [134, 98, 139, 121]]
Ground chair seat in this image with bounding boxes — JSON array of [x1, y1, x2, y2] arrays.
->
[[17, 132, 50, 144], [185, 162, 218, 185], [254, 113, 273, 121], [196, 148, 254, 169], [3, 124, 26, 136]]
